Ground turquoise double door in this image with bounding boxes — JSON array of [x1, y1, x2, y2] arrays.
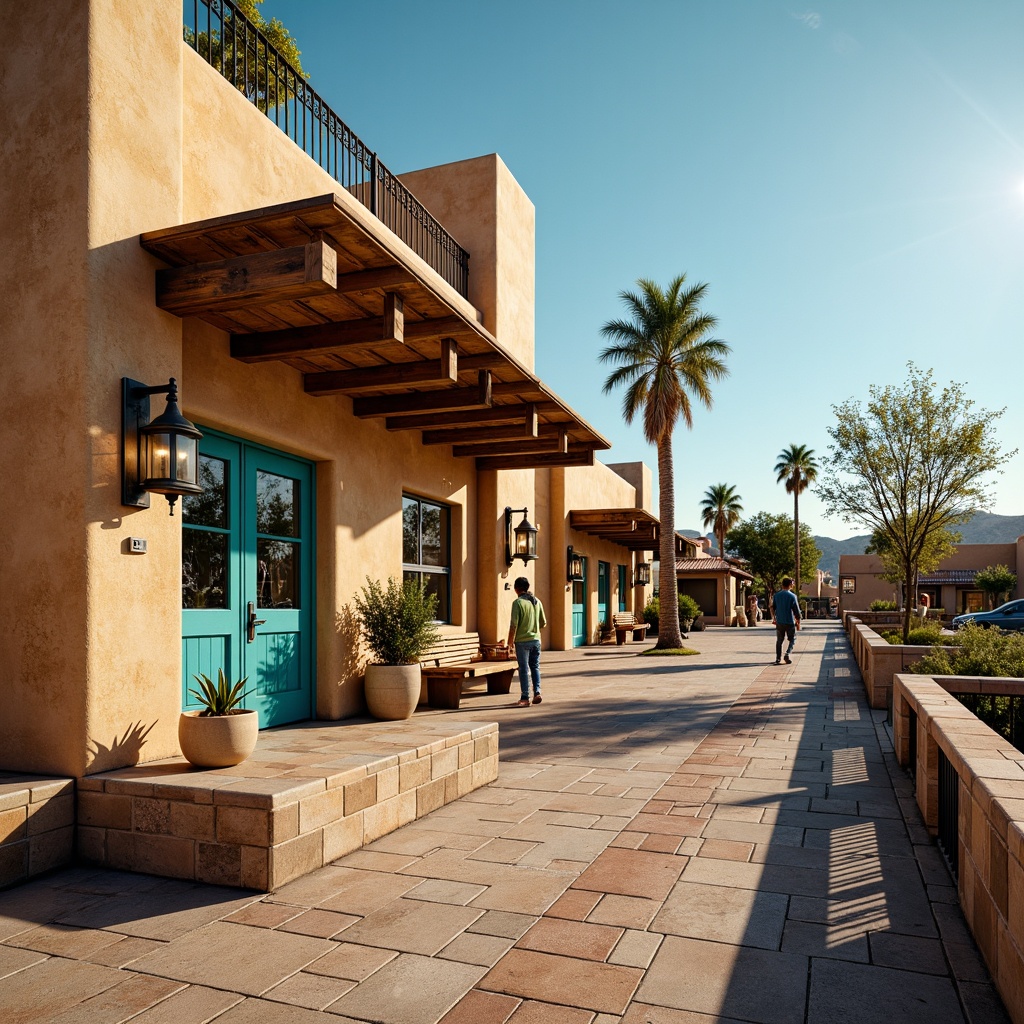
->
[[181, 431, 314, 729]]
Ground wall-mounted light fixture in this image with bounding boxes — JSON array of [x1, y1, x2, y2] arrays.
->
[[633, 562, 651, 587], [504, 506, 538, 567], [567, 545, 585, 583], [122, 377, 203, 516]]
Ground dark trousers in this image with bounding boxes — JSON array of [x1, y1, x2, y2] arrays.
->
[[775, 623, 796, 661]]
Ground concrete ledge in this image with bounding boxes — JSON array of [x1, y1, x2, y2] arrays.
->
[[894, 674, 1024, 1024], [77, 717, 499, 892], [0, 773, 75, 889]]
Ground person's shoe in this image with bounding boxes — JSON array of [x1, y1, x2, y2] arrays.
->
[[774, 660, 782, 665], [784, 656, 792, 664], [532, 694, 542, 704], [515, 699, 531, 707]]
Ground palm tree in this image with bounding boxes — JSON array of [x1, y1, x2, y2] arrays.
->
[[774, 444, 819, 599], [600, 276, 730, 649], [700, 483, 743, 560]]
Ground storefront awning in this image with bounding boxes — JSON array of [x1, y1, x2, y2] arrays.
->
[[140, 194, 609, 470], [568, 508, 659, 551]]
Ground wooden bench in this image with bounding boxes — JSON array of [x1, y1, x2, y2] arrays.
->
[[613, 612, 649, 645], [420, 632, 516, 710]]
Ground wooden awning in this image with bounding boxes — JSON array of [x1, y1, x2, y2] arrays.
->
[[568, 508, 659, 551], [140, 193, 609, 469]]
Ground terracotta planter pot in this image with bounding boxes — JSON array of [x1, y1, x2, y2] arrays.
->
[[178, 709, 259, 768], [365, 663, 421, 721]]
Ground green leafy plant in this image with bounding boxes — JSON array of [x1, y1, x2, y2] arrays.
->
[[870, 600, 897, 611], [353, 577, 441, 665], [913, 621, 1024, 678], [678, 594, 701, 623], [643, 597, 660, 634], [188, 669, 250, 716], [880, 625, 952, 647]]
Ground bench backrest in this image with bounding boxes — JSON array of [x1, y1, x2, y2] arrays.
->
[[612, 612, 638, 627], [420, 632, 483, 667]]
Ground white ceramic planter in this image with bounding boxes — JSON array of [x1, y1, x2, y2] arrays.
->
[[178, 709, 259, 768], [365, 663, 421, 720]]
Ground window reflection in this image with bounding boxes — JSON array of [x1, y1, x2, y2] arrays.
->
[[183, 456, 227, 527], [257, 471, 298, 537], [402, 493, 451, 623], [258, 539, 299, 608], [182, 531, 228, 608], [402, 496, 419, 564]]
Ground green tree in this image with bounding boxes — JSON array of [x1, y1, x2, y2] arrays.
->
[[700, 483, 743, 559], [600, 275, 730, 649], [818, 364, 1016, 642], [186, 0, 308, 113], [775, 444, 818, 601], [727, 512, 821, 603], [975, 564, 1018, 609], [866, 526, 960, 607]]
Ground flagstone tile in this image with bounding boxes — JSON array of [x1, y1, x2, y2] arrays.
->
[[0, 957, 127, 1023], [264, 971, 355, 1010], [507, 999, 596, 1022], [440, 931, 517, 967], [127, 984, 243, 1023], [340, 897, 482, 955], [129, 921, 334, 996], [517, 917, 623, 961], [438, 989, 521, 1024], [276, 908, 360, 938], [652, 880, 787, 949], [481, 948, 642, 1015], [587, 894, 662, 930], [543, 888, 602, 921], [781, 919, 870, 961], [571, 848, 685, 901], [468, 839, 538, 864], [608, 928, 663, 968], [225, 902, 305, 929], [315, 872, 423, 915], [329, 953, 486, 1024], [44, 974, 186, 1024], [304, 941, 396, 981]]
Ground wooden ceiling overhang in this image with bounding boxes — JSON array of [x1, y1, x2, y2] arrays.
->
[[568, 508, 660, 552], [140, 193, 609, 469]]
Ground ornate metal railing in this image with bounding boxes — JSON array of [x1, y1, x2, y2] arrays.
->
[[936, 747, 959, 881], [183, 0, 469, 297], [956, 692, 1024, 753]]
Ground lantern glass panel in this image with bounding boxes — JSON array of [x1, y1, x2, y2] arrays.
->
[[177, 436, 199, 487], [146, 432, 172, 481]]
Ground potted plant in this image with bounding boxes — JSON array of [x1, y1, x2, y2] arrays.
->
[[178, 670, 258, 768], [353, 576, 441, 720], [678, 594, 701, 634]]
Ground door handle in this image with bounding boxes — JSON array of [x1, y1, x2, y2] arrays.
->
[[247, 601, 266, 643]]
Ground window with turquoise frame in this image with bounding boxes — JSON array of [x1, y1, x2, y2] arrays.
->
[[402, 493, 451, 622], [618, 564, 627, 611]]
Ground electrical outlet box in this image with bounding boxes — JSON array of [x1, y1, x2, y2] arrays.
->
[[129, 537, 148, 554]]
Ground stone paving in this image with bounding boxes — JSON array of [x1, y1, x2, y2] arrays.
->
[[0, 623, 1011, 1023]]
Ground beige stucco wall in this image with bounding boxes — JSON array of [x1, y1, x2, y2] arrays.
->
[[1, 1, 649, 777], [838, 541, 1022, 616], [398, 155, 536, 371]]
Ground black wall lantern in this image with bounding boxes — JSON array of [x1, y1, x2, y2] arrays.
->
[[122, 377, 203, 516], [504, 506, 538, 567], [567, 545, 585, 583], [634, 562, 651, 587]]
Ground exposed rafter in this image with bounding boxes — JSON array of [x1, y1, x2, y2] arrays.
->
[[476, 447, 598, 471], [421, 413, 546, 446], [452, 431, 567, 459], [353, 370, 491, 418], [304, 339, 458, 396], [384, 403, 537, 432], [157, 240, 338, 315]]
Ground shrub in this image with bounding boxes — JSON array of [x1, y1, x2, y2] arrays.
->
[[643, 597, 660, 634], [642, 594, 702, 631], [353, 576, 440, 665], [870, 600, 897, 611], [678, 594, 701, 623], [913, 622, 1024, 678]]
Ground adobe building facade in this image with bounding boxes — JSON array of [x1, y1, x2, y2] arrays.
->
[[838, 538, 1024, 616], [0, 1, 656, 781]]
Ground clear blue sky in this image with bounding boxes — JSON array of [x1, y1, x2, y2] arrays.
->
[[266, 0, 1023, 538]]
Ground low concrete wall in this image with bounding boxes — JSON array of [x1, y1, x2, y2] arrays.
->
[[0, 774, 75, 888], [893, 674, 1024, 1024], [846, 617, 939, 710]]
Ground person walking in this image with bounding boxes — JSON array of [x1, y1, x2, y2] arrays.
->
[[506, 577, 547, 707], [771, 576, 801, 664]]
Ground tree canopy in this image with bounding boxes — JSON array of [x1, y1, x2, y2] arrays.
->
[[818, 364, 1016, 640], [600, 275, 730, 649], [700, 483, 743, 559], [775, 444, 818, 598], [727, 512, 821, 600], [975, 564, 1018, 609]]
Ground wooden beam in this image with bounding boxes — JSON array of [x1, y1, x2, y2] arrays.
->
[[304, 339, 457, 396], [230, 314, 469, 363], [456, 352, 513, 373], [490, 381, 546, 399], [383, 292, 404, 345], [333, 266, 414, 294], [384, 402, 536, 432], [452, 431, 568, 459], [476, 448, 598, 471], [422, 413, 543, 446], [157, 240, 338, 316], [353, 371, 491, 419]]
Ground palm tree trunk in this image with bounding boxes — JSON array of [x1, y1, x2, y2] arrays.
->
[[793, 489, 800, 604], [656, 434, 684, 649]]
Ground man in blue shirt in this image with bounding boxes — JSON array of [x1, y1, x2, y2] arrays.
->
[[771, 577, 802, 665]]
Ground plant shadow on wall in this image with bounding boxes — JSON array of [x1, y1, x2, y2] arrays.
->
[[86, 720, 157, 773], [334, 605, 364, 707]]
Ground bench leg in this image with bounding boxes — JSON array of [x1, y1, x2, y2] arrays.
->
[[427, 676, 463, 710], [615, 631, 627, 645], [486, 669, 514, 695]]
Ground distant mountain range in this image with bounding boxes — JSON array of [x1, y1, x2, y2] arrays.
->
[[682, 512, 1024, 582]]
